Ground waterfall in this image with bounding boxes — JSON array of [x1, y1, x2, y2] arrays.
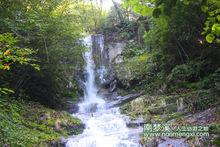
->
[[66, 35, 141, 147], [79, 36, 105, 113]]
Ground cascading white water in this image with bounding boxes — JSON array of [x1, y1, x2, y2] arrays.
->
[[66, 36, 141, 147]]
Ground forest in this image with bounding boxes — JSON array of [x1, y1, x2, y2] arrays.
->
[[0, 0, 219, 146]]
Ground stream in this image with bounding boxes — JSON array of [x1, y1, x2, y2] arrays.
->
[[66, 36, 141, 147]]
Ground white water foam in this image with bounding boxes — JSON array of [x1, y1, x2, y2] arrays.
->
[[66, 36, 141, 147]]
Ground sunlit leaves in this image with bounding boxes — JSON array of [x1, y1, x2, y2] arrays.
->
[[123, 0, 153, 16], [217, 15, 220, 21], [141, 7, 153, 16], [3, 49, 10, 56], [212, 23, 220, 36], [183, 0, 190, 5], [201, 0, 220, 43], [0, 33, 39, 71], [204, 23, 220, 43], [206, 33, 215, 43], [0, 88, 14, 95]]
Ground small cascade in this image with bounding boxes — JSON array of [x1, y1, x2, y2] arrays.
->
[[91, 34, 108, 67], [66, 35, 141, 147], [91, 34, 109, 85]]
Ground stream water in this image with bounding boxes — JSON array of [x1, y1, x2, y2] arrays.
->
[[66, 36, 141, 147]]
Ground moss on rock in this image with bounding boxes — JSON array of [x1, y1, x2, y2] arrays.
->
[[0, 96, 84, 146]]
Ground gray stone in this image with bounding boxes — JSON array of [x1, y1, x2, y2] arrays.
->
[[108, 93, 142, 108]]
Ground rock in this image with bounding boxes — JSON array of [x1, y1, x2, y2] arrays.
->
[[98, 88, 118, 101], [177, 97, 185, 112], [55, 120, 61, 130], [48, 138, 66, 147], [148, 106, 165, 115], [157, 138, 188, 147], [108, 93, 142, 108], [77, 79, 86, 90], [126, 118, 144, 128], [109, 79, 117, 92], [107, 42, 126, 63], [66, 102, 79, 113], [184, 107, 219, 124], [39, 112, 51, 121], [69, 123, 85, 130]]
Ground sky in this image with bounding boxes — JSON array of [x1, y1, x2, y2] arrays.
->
[[88, 0, 122, 11], [102, 0, 121, 10]]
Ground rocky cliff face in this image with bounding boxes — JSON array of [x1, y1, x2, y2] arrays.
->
[[91, 34, 128, 95], [91, 34, 126, 66], [107, 42, 126, 64]]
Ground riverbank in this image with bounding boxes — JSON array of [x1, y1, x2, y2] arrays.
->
[[119, 91, 220, 146], [0, 96, 84, 146]]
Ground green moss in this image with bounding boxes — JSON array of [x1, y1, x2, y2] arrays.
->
[[209, 124, 220, 134], [213, 137, 220, 146], [0, 96, 83, 146]]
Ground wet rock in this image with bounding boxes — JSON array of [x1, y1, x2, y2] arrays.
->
[[126, 118, 144, 128], [85, 103, 98, 113], [48, 137, 66, 147], [108, 93, 142, 108], [69, 123, 85, 130], [66, 102, 79, 113], [98, 88, 117, 100], [184, 107, 218, 124], [109, 79, 117, 92], [77, 79, 86, 90]]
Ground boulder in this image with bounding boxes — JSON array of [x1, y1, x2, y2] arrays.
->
[[108, 93, 142, 107]]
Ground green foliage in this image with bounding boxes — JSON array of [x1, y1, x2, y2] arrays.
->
[[0, 33, 39, 95], [0, 88, 14, 96], [168, 61, 204, 82], [152, 8, 161, 18], [0, 96, 83, 146], [0, 1, 104, 144], [201, 0, 220, 43], [123, 0, 153, 16], [100, 3, 140, 42], [123, 0, 220, 43], [0, 33, 38, 71], [0, 0, 104, 107], [181, 90, 219, 112], [121, 42, 146, 58], [212, 136, 220, 146], [120, 0, 220, 94], [187, 68, 220, 90]]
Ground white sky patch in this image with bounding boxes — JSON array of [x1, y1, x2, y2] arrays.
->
[[86, 0, 121, 11]]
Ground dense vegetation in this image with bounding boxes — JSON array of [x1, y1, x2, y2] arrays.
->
[[0, 0, 106, 107], [100, 0, 219, 105], [98, 0, 219, 146], [0, 96, 83, 146], [0, 0, 104, 145], [0, 0, 219, 146]]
